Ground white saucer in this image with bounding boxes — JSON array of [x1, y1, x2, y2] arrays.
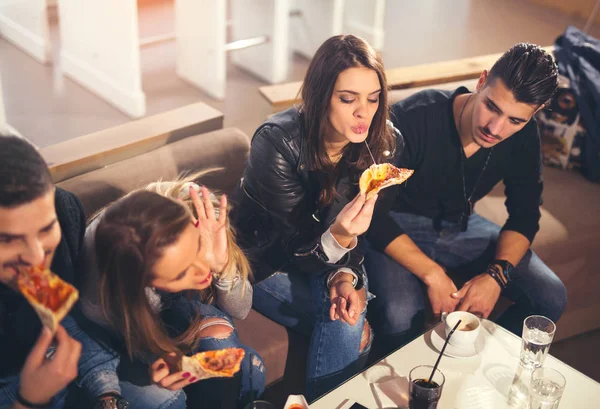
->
[[430, 327, 485, 358]]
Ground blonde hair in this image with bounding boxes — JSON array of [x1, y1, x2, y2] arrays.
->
[[145, 171, 253, 288], [94, 171, 252, 359]]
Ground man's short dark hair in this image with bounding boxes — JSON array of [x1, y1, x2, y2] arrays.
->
[[0, 134, 53, 207], [488, 43, 559, 107]]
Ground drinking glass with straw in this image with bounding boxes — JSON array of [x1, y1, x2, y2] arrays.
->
[[408, 320, 462, 409]]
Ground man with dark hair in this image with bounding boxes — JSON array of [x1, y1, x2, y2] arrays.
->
[[364, 43, 567, 354], [0, 134, 127, 409]]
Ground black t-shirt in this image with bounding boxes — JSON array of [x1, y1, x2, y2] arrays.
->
[[0, 188, 86, 377], [367, 87, 543, 250]]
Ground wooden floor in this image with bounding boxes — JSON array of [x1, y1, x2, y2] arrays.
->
[[1, 0, 599, 384]]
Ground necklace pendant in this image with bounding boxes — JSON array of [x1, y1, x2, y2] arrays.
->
[[468, 200, 474, 215]]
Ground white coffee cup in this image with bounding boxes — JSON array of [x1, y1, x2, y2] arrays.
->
[[442, 311, 481, 349]]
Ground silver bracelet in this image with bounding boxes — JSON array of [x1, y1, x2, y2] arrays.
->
[[326, 270, 358, 289]]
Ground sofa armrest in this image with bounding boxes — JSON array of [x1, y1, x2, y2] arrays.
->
[[41, 102, 223, 183]]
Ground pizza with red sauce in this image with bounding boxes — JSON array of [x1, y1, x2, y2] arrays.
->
[[17, 266, 79, 333], [180, 348, 245, 380], [359, 163, 414, 200]]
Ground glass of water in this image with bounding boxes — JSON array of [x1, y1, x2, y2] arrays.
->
[[529, 367, 566, 409], [520, 315, 556, 369]]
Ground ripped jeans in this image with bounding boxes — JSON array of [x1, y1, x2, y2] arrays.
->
[[253, 270, 373, 401], [79, 295, 265, 409], [159, 294, 266, 407]]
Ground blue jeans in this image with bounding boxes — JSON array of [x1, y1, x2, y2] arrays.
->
[[253, 270, 373, 401], [363, 212, 567, 353], [109, 297, 265, 409]]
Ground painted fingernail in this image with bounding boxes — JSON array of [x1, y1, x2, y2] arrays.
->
[[194, 220, 200, 228], [189, 377, 197, 382], [182, 372, 191, 378]]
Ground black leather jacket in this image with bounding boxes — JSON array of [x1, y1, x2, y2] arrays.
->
[[231, 108, 398, 285]]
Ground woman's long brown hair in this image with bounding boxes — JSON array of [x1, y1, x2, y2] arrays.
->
[[95, 190, 195, 358], [94, 174, 253, 359], [300, 34, 395, 205]]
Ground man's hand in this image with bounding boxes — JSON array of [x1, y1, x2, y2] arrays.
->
[[19, 326, 81, 407], [452, 273, 502, 318], [424, 268, 459, 316]]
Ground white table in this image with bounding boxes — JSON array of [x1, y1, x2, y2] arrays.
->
[[310, 320, 600, 408]]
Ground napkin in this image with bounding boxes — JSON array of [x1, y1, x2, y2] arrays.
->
[[371, 376, 409, 408]]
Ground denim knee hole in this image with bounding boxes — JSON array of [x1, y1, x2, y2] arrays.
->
[[198, 319, 234, 340]]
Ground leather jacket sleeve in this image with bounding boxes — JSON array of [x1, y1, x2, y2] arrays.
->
[[232, 125, 365, 285]]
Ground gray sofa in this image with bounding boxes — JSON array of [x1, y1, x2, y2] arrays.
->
[[41, 95, 600, 404]]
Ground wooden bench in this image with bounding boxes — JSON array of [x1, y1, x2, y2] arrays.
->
[[259, 46, 555, 113], [41, 103, 223, 183]]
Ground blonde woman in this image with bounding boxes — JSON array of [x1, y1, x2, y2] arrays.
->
[[78, 176, 265, 409]]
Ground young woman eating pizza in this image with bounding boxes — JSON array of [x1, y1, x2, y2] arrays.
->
[[78, 176, 265, 409], [231, 34, 401, 400]]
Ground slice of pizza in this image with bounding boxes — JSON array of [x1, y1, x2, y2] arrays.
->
[[17, 266, 79, 334], [359, 163, 414, 200], [180, 348, 245, 380]]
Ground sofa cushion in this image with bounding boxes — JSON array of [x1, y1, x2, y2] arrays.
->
[[57, 127, 250, 216], [234, 310, 290, 386]]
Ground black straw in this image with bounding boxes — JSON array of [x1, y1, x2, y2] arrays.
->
[[428, 319, 462, 383], [248, 352, 254, 404]]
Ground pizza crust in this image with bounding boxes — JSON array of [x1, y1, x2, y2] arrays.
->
[[180, 348, 245, 380], [359, 163, 414, 200], [18, 268, 79, 334]]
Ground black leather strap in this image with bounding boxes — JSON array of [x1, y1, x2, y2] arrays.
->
[[491, 259, 514, 284], [16, 390, 52, 409]]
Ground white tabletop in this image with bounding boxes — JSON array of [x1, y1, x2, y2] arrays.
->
[[309, 320, 600, 409]]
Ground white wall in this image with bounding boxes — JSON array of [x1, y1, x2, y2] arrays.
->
[[289, 0, 344, 59], [0, 71, 21, 136], [0, 0, 51, 63], [58, 0, 146, 117], [344, 0, 385, 49], [0, 71, 7, 133], [176, 0, 227, 99], [230, 0, 290, 84]]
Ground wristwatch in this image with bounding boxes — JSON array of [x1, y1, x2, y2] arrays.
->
[[94, 393, 130, 409], [486, 259, 514, 289], [492, 259, 514, 283]]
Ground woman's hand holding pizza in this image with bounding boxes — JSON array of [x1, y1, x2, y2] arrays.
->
[[330, 193, 378, 248], [150, 352, 199, 390]]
